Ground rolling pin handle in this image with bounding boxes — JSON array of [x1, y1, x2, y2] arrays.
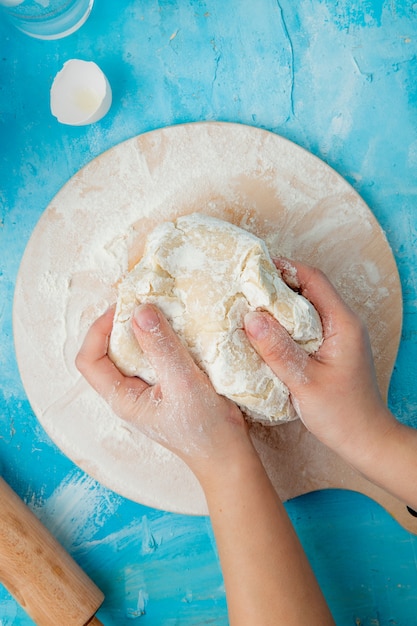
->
[[0, 476, 104, 625]]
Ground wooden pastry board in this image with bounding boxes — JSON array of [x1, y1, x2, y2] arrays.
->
[[13, 122, 415, 533]]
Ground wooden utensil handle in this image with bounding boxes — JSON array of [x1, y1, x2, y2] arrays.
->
[[0, 477, 104, 625]]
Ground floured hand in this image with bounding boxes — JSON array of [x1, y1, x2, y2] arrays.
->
[[245, 260, 396, 465], [245, 259, 417, 511], [76, 304, 252, 484]]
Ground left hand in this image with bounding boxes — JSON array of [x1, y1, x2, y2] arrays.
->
[[76, 304, 251, 483]]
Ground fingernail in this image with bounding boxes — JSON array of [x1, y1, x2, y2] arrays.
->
[[244, 311, 269, 340], [134, 304, 160, 332]]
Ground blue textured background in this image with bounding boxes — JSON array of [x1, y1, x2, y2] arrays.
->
[[1, 1, 417, 624]]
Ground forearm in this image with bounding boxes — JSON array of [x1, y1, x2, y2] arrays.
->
[[339, 407, 417, 510], [200, 445, 335, 626]]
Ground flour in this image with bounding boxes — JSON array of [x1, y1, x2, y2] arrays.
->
[[108, 213, 323, 424]]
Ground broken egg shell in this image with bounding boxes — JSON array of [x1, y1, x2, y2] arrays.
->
[[50, 59, 112, 126]]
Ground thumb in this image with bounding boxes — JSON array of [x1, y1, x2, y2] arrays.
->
[[132, 303, 198, 389], [244, 311, 310, 388]]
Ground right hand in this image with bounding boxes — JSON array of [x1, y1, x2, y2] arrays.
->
[[244, 259, 397, 464]]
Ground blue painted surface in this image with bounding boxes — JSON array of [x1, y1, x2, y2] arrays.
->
[[1, 1, 417, 624]]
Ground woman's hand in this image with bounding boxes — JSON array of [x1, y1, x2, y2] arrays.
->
[[244, 259, 396, 465], [76, 303, 250, 483]]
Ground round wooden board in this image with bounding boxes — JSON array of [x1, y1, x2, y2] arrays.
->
[[13, 122, 415, 532]]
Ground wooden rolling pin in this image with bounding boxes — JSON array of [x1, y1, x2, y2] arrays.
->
[[0, 476, 104, 625]]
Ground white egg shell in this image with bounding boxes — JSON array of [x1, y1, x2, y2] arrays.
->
[[50, 59, 112, 126]]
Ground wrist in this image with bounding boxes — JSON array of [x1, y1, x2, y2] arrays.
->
[[336, 404, 398, 476], [194, 436, 263, 498]]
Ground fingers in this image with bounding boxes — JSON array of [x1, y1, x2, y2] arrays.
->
[[132, 304, 200, 390], [76, 307, 123, 395], [245, 311, 310, 388], [245, 259, 349, 387], [274, 258, 354, 334], [76, 307, 148, 415], [76, 303, 202, 416], [246, 260, 362, 391]]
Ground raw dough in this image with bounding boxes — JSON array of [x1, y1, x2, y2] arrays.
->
[[108, 213, 322, 423]]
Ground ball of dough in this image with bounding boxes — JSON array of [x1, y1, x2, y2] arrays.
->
[[108, 213, 322, 424]]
